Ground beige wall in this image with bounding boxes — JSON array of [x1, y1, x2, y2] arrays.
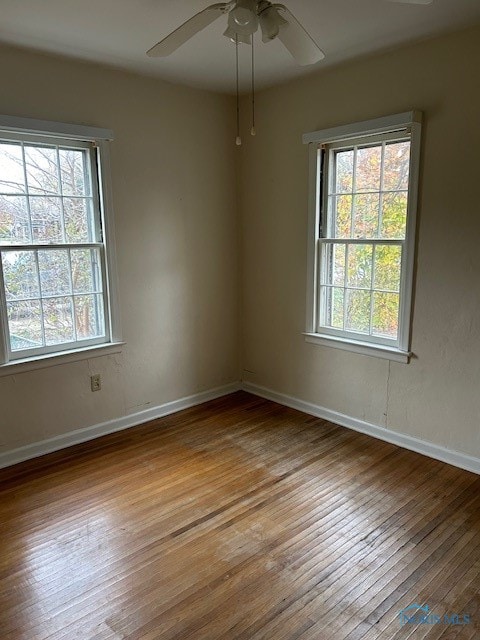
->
[[2, 25, 480, 463], [0, 45, 239, 453], [240, 26, 480, 458]]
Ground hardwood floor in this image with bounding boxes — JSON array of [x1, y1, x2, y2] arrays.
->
[[0, 391, 479, 639]]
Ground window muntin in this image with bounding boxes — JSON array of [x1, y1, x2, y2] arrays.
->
[[318, 132, 412, 347], [0, 133, 110, 360]]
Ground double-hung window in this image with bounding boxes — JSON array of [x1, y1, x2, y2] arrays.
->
[[0, 115, 120, 368], [304, 112, 422, 362]]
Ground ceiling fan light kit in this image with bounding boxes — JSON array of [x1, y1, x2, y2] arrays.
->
[[258, 3, 287, 42], [224, 26, 251, 45], [147, 0, 434, 143], [230, 0, 259, 33]]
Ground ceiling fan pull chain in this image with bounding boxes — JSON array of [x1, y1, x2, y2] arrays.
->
[[236, 35, 242, 146], [251, 32, 256, 136]]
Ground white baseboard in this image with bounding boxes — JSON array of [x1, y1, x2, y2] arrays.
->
[[0, 382, 241, 470], [242, 382, 480, 476], [3, 380, 479, 477]]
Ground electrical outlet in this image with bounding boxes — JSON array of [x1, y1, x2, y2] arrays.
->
[[90, 374, 101, 392]]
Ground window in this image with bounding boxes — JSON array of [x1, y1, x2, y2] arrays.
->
[[304, 112, 422, 362], [0, 115, 120, 367]]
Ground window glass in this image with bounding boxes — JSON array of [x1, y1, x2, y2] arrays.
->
[[319, 136, 412, 344]]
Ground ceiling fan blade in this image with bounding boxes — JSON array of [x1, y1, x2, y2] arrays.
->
[[274, 5, 325, 66], [147, 3, 229, 57], [386, 0, 433, 4]]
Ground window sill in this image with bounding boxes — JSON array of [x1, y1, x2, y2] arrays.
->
[[0, 342, 125, 377], [303, 333, 411, 363]]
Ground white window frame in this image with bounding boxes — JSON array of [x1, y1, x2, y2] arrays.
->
[[0, 115, 122, 374], [303, 112, 422, 363]]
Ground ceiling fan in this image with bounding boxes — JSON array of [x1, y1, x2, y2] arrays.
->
[[147, 0, 434, 66], [147, 0, 434, 145]]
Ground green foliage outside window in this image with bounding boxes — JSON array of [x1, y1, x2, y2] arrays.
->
[[323, 140, 410, 340]]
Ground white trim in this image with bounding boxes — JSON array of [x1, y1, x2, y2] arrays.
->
[[325, 130, 410, 151], [96, 140, 122, 343], [0, 114, 113, 142], [304, 113, 423, 356], [302, 111, 421, 145], [242, 382, 480, 476], [0, 382, 241, 469], [399, 120, 421, 352], [3, 380, 478, 477], [303, 332, 411, 363], [0, 255, 9, 364], [0, 243, 103, 252], [0, 341, 125, 376], [305, 143, 320, 332]]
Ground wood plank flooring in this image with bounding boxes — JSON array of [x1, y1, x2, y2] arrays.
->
[[0, 391, 479, 639]]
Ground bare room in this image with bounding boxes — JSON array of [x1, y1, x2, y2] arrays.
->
[[0, 1, 479, 638]]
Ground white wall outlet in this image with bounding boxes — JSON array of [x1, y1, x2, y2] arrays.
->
[[90, 374, 101, 392]]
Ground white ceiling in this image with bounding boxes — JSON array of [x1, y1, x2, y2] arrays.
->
[[0, 0, 479, 94]]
